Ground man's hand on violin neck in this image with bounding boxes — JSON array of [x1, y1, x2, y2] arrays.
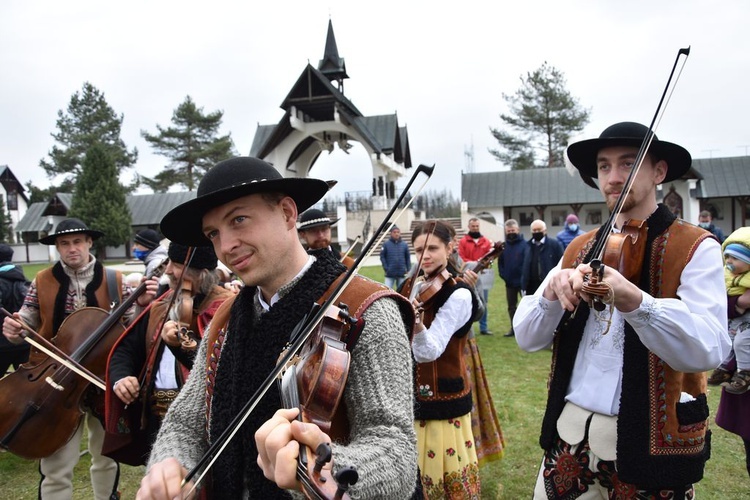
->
[[255, 408, 333, 491], [136, 457, 189, 500], [568, 263, 643, 313]]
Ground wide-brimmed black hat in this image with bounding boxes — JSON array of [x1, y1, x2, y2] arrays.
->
[[566, 122, 691, 187], [297, 208, 339, 231], [40, 218, 104, 245], [161, 157, 330, 245]]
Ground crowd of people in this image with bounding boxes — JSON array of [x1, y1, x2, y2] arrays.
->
[[1, 120, 748, 498]]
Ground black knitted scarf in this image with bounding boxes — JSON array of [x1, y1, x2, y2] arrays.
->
[[209, 250, 346, 498], [50, 260, 104, 333]]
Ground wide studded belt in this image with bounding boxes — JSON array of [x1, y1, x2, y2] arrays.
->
[[150, 389, 179, 419]]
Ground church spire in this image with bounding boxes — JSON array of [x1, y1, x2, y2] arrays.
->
[[318, 18, 348, 91]]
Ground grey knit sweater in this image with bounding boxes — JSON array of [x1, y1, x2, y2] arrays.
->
[[148, 271, 417, 498]]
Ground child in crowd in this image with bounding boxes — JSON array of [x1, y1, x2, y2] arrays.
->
[[708, 227, 750, 394]]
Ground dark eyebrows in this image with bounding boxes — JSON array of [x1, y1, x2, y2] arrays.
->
[[597, 151, 637, 163]]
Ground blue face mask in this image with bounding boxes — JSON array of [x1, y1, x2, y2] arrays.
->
[[568, 224, 579, 232], [698, 222, 710, 229], [133, 249, 150, 261]]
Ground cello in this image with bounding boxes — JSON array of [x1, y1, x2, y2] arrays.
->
[[0, 262, 164, 459]]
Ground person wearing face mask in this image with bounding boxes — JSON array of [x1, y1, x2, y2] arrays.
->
[[133, 229, 169, 276], [556, 214, 585, 249], [521, 220, 563, 295], [498, 219, 528, 337], [698, 210, 726, 243]]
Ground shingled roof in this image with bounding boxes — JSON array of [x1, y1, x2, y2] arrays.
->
[[461, 168, 603, 209], [692, 156, 750, 198]]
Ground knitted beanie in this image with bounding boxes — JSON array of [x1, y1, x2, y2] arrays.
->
[[134, 229, 161, 250]]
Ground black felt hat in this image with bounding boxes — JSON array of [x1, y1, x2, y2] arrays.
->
[[566, 122, 691, 186], [160, 157, 330, 245], [168, 242, 218, 270], [40, 218, 105, 245], [297, 208, 339, 231]]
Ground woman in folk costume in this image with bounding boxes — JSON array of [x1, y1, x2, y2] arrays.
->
[[447, 239, 505, 466], [408, 220, 481, 499]]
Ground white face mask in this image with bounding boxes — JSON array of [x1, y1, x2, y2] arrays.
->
[[568, 224, 579, 232]]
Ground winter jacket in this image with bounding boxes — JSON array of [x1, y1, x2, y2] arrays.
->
[[498, 235, 528, 289], [380, 237, 411, 278], [521, 236, 564, 290]]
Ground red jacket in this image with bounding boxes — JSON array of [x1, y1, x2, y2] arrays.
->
[[459, 234, 492, 262]]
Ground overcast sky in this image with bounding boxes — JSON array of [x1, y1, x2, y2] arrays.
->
[[2, 1, 748, 202]]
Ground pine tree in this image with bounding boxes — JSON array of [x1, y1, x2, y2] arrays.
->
[[40, 82, 138, 186], [490, 62, 590, 169], [69, 144, 132, 259], [141, 95, 235, 192]]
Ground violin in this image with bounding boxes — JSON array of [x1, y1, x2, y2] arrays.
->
[[176, 279, 200, 351], [279, 304, 360, 499]]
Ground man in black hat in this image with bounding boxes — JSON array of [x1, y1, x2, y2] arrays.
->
[[139, 157, 417, 499], [105, 243, 235, 463], [513, 122, 729, 497], [297, 208, 355, 269], [2, 217, 160, 499]]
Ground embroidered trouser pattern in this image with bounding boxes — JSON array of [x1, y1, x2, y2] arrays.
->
[[533, 435, 695, 500]]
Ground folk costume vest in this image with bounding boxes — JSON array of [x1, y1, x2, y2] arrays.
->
[[33, 261, 121, 360], [200, 251, 414, 498], [414, 279, 478, 421], [541, 204, 715, 488]]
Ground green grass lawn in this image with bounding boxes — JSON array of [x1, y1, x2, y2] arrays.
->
[[1, 265, 747, 498]]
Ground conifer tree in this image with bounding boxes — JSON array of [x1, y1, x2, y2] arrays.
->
[[141, 95, 235, 192], [40, 82, 138, 190], [490, 62, 590, 169], [69, 144, 132, 259]]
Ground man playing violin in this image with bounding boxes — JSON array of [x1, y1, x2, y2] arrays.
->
[[139, 157, 417, 499], [106, 243, 235, 459], [2, 217, 159, 500], [513, 122, 730, 498], [297, 208, 355, 269]]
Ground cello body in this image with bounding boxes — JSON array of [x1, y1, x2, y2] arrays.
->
[[0, 307, 125, 459]]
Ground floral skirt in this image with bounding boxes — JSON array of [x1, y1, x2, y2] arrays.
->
[[415, 413, 481, 499], [465, 336, 505, 465]]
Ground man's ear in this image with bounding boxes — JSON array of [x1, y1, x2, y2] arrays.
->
[[654, 160, 668, 184], [280, 197, 298, 228]]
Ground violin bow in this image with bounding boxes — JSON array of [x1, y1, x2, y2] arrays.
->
[[138, 248, 196, 390], [182, 163, 435, 495], [591, 46, 690, 261], [339, 235, 361, 263]]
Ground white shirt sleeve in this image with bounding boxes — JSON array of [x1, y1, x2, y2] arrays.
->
[[513, 261, 566, 352], [412, 287, 473, 363], [622, 237, 730, 372]]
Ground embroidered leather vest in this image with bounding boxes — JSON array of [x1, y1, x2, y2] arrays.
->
[[413, 279, 476, 420], [546, 217, 716, 488], [35, 265, 119, 341]]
